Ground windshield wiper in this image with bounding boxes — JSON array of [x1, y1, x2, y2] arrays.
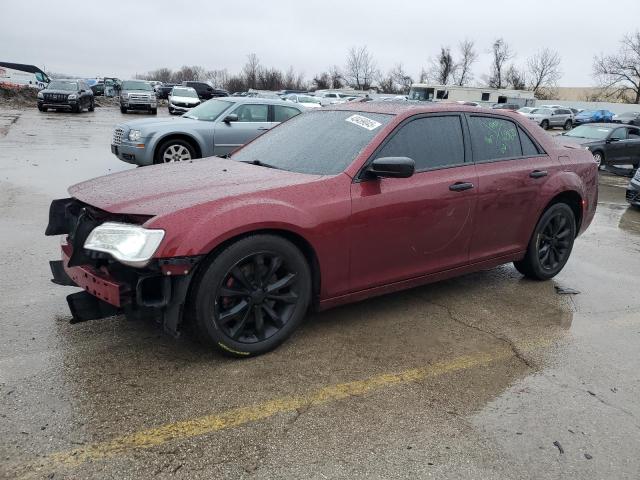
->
[[241, 159, 280, 170]]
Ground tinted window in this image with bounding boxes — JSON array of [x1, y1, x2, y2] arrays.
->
[[273, 105, 300, 122], [469, 116, 522, 161], [233, 104, 268, 122], [611, 128, 627, 140], [232, 110, 392, 175], [375, 116, 465, 171], [519, 127, 540, 156]]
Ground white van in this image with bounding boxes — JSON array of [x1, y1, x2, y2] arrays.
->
[[0, 62, 50, 89]]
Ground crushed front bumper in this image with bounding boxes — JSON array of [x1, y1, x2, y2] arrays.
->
[[46, 197, 203, 335]]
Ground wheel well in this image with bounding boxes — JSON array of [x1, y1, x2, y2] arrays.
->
[[154, 134, 202, 161], [195, 228, 322, 306], [546, 190, 583, 233]]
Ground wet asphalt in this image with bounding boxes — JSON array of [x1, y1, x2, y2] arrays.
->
[[0, 106, 639, 480]]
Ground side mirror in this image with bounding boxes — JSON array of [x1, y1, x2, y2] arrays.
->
[[223, 114, 238, 123], [366, 157, 415, 179], [607, 137, 619, 143]]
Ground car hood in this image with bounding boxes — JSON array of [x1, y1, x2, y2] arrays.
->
[[555, 136, 600, 148], [69, 157, 322, 216], [121, 90, 153, 95], [117, 116, 201, 130], [170, 95, 200, 103]]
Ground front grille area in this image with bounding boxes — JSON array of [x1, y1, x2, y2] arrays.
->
[[112, 128, 124, 146], [128, 94, 151, 104], [44, 93, 69, 103], [172, 101, 198, 108]]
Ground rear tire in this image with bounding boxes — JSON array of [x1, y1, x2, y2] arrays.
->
[[563, 120, 572, 130], [514, 203, 576, 281], [190, 235, 311, 357]]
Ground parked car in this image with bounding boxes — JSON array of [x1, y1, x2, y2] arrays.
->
[[156, 83, 177, 99], [90, 82, 104, 96], [119, 80, 157, 115], [612, 111, 640, 126], [315, 91, 350, 105], [573, 109, 614, 126], [37, 79, 94, 113], [168, 86, 200, 115], [526, 107, 574, 130], [284, 94, 322, 108], [626, 167, 640, 207], [110, 97, 304, 165], [182, 81, 228, 100], [47, 103, 597, 357], [517, 107, 537, 115], [559, 123, 640, 169], [491, 103, 520, 111]]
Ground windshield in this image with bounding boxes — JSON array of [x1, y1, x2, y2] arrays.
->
[[183, 99, 232, 121], [48, 80, 78, 91], [531, 108, 551, 115], [232, 110, 392, 175], [564, 125, 612, 140], [171, 88, 198, 98], [517, 107, 534, 113], [618, 112, 639, 118], [122, 81, 152, 91], [578, 110, 595, 116], [298, 96, 320, 104]]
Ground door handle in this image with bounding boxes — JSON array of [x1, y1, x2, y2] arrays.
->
[[529, 170, 548, 179], [449, 182, 474, 192], [257, 127, 270, 131]]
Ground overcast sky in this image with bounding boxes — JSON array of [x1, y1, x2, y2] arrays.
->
[[2, 0, 639, 87]]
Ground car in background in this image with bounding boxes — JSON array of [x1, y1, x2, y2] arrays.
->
[[168, 86, 200, 115], [491, 103, 520, 110], [119, 80, 157, 115], [626, 168, 640, 207], [37, 79, 95, 113], [315, 91, 351, 105], [517, 107, 537, 115], [559, 123, 640, 169], [182, 81, 228, 100], [284, 94, 322, 108], [110, 97, 304, 165], [156, 83, 177, 99], [526, 107, 574, 130], [612, 111, 640, 126], [48, 102, 597, 357], [90, 82, 104, 96], [573, 109, 614, 126]]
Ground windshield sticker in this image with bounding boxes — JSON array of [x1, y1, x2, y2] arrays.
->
[[345, 114, 382, 131]]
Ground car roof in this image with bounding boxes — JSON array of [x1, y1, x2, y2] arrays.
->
[[220, 96, 300, 106], [326, 100, 521, 117]]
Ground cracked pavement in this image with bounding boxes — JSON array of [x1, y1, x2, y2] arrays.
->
[[1, 106, 639, 479]]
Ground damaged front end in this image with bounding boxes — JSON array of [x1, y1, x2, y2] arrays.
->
[[46, 198, 202, 336]]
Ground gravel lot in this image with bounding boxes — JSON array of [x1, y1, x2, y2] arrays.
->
[[1, 105, 639, 480]]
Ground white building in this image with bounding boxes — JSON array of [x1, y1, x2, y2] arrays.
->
[[408, 84, 535, 107]]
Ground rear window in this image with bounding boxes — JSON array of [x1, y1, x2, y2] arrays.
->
[[468, 116, 521, 161]]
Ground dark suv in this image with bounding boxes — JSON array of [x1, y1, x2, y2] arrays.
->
[[182, 81, 228, 100], [37, 79, 94, 113]]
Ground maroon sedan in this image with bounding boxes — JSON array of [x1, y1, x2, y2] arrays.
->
[[47, 103, 598, 357]]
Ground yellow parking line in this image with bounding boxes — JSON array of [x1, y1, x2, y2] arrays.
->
[[26, 341, 547, 474]]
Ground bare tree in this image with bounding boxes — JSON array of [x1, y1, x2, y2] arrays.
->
[[242, 53, 260, 90], [283, 67, 306, 90], [225, 75, 246, 94], [488, 38, 513, 89], [313, 72, 330, 90], [391, 63, 413, 93], [378, 72, 398, 94], [206, 69, 229, 89], [418, 67, 428, 83], [527, 48, 562, 98], [329, 65, 344, 89], [593, 31, 640, 103], [454, 40, 477, 86], [505, 65, 526, 90], [344, 46, 378, 90], [428, 47, 455, 85]]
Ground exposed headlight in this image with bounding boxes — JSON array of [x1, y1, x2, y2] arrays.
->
[[37, 92, 44, 99], [128, 129, 142, 141], [84, 222, 165, 267], [68, 94, 77, 100]]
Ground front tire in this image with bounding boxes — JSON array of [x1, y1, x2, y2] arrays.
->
[[541, 120, 549, 130], [154, 139, 197, 163], [88, 100, 95, 112], [592, 151, 604, 169], [191, 235, 312, 357], [514, 203, 576, 280], [120, 106, 127, 114], [151, 108, 157, 115]]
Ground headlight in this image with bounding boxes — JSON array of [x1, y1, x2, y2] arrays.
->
[[37, 92, 44, 99], [68, 94, 77, 100], [84, 222, 165, 267], [128, 129, 142, 141]]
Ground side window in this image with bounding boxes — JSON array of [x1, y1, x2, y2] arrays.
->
[[273, 106, 301, 122], [375, 116, 465, 171], [610, 128, 627, 140], [233, 104, 269, 122], [468, 116, 522, 161], [628, 127, 640, 139], [481, 92, 490, 101], [519, 127, 541, 156]]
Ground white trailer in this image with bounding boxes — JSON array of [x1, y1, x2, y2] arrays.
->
[[0, 62, 50, 89], [408, 84, 535, 107]]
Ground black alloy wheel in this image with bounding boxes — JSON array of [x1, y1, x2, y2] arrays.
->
[[514, 203, 576, 280], [191, 235, 311, 357]]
